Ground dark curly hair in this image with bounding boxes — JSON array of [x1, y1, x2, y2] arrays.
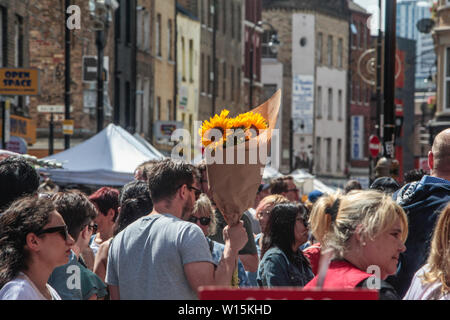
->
[[113, 196, 153, 236], [0, 157, 40, 211], [51, 190, 97, 241], [0, 196, 55, 289]]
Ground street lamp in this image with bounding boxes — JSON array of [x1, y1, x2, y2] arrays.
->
[[91, 0, 119, 133], [249, 20, 280, 109]]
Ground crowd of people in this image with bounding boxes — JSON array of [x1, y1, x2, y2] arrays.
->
[[0, 128, 449, 300]]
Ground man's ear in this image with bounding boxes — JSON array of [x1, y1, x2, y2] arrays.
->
[[107, 208, 116, 222], [25, 233, 41, 252], [179, 184, 189, 200], [81, 225, 90, 240], [428, 150, 434, 173]]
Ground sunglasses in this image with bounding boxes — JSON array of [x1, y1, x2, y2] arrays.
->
[[187, 185, 202, 200], [88, 223, 98, 234], [287, 188, 299, 193], [188, 216, 211, 226], [35, 225, 70, 241]]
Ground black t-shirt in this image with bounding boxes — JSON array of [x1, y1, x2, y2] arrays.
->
[[208, 209, 257, 255]]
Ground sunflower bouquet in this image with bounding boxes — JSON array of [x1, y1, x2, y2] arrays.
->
[[199, 110, 269, 150], [199, 90, 281, 227]]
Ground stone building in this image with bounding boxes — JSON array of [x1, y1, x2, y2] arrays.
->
[[431, 0, 450, 141], [262, 0, 350, 184]]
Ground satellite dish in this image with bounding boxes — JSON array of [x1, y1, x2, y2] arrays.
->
[[416, 18, 435, 34]]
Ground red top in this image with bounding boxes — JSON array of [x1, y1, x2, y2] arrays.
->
[[303, 243, 321, 275], [304, 260, 372, 289]]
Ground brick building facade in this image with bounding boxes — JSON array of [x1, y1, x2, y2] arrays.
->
[[27, 0, 115, 157]]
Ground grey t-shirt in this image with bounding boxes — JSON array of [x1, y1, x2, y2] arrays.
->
[[105, 213, 215, 300]]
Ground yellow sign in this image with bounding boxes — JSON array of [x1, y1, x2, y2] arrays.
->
[[0, 68, 40, 95], [0, 114, 37, 145], [63, 120, 74, 135]]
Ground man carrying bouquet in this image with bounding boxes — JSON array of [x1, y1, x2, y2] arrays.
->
[[106, 159, 248, 300]]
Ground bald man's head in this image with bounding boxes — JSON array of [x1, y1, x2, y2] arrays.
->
[[429, 128, 450, 179]]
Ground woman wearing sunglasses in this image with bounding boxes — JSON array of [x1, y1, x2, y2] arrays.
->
[[189, 194, 250, 287], [0, 196, 75, 300], [257, 203, 314, 287]]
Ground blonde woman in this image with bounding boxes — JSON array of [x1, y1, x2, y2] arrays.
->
[[303, 192, 341, 275], [303, 190, 408, 300], [189, 194, 250, 287], [403, 202, 450, 300]]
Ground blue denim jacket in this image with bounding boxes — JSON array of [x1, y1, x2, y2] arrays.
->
[[207, 238, 251, 287], [257, 246, 314, 287]]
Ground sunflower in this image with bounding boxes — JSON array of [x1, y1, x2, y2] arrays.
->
[[199, 109, 232, 147], [231, 111, 268, 140]]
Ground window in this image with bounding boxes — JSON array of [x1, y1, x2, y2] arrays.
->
[[168, 19, 173, 60], [222, 0, 226, 33], [327, 35, 333, 67], [156, 14, 161, 57], [338, 89, 343, 121], [363, 25, 367, 49], [328, 88, 333, 120], [326, 138, 332, 172], [201, 53, 205, 92], [125, 81, 131, 126], [207, 55, 211, 94], [15, 15, 23, 67], [231, 3, 235, 38], [317, 32, 323, 64], [337, 139, 342, 172], [316, 137, 321, 172], [143, 78, 150, 135], [144, 11, 150, 52], [337, 38, 343, 68], [168, 100, 172, 120], [223, 62, 227, 99], [231, 66, 234, 102], [355, 82, 360, 103], [208, 0, 212, 28], [189, 39, 194, 82], [136, 77, 143, 133], [200, 0, 204, 25], [181, 37, 186, 81], [156, 97, 161, 121], [126, 0, 131, 44], [445, 47, 450, 110], [137, 9, 143, 49], [317, 86, 322, 118], [237, 5, 241, 41], [237, 66, 241, 101]]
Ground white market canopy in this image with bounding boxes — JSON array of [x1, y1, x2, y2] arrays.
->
[[39, 124, 165, 186]]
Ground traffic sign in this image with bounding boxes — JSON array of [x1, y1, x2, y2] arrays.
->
[[38, 105, 64, 113], [63, 120, 74, 135], [369, 135, 381, 158]]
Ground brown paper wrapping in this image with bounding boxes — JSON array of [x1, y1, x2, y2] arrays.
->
[[205, 89, 281, 226]]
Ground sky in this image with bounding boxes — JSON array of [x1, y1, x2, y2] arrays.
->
[[353, 0, 383, 34]]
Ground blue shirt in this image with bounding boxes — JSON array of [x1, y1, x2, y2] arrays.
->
[[207, 238, 250, 287]]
